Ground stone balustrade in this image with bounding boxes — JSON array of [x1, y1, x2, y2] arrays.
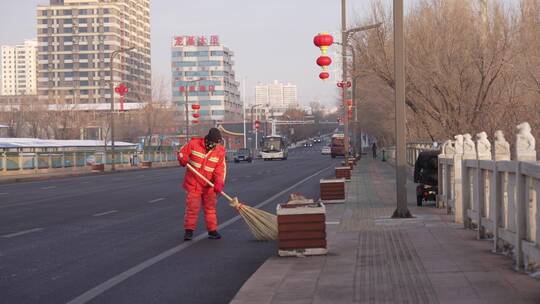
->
[[437, 122, 539, 272]]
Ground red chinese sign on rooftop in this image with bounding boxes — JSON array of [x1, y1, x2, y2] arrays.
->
[[173, 35, 220, 47]]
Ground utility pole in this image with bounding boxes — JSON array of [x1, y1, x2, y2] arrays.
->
[[341, 0, 350, 163], [109, 46, 134, 171], [242, 76, 247, 148], [391, 0, 411, 218]]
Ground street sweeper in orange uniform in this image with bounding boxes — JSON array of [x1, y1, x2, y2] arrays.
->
[[177, 128, 226, 241]]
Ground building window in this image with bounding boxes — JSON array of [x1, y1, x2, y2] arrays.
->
[[198, 60, 221, 67], [210, 51, 224, 56], [175, 61, 196, 67]]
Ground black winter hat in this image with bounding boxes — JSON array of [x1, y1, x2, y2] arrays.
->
[[206, 128, 222, 143]]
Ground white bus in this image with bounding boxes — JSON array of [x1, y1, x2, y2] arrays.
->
[[260, 136, 288, 160]]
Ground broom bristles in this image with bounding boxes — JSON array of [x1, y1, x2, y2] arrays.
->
[[230, 197, 278, 241]]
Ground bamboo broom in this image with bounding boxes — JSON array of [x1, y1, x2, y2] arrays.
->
[[186, 163, 277, 241]]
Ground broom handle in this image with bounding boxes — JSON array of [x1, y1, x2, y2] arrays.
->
[[186, 163, 235, 203]]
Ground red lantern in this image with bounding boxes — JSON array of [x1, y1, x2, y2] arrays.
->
[[255, 120, 260, 130], [193, 113, 200, 119], [319, 72, 330, 80], [313, 33, 334, 54], [191, 104, 200, 110], [316, 56, 332, 67], [193, 120, 199, 124], [346, 99, 353, 107]]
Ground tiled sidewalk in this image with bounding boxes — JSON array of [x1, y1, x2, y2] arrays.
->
[[231, 158, 540, 304]]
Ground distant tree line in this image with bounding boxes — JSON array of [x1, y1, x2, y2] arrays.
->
[[351, 0, 540, 148]]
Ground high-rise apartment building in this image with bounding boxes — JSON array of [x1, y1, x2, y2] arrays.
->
[[283, 83, 298, 107], [254, 80, 298, 116], [171, 35, 242, 123], [0, 39, 38, 96], [36, 0, 151, 109], [267, 80, 283, 107]]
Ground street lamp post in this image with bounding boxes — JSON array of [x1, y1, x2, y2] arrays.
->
[[109, 46, 134, 171], [341, 0, 349, 163], [392, 0, 412, 218]]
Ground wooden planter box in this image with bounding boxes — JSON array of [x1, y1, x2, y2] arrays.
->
[[335, 166, 351, 180], [140, 161, 152, 168], [277, 202, 327, 257], [320, 178, 345, 203], [91, 163, 105, 172]]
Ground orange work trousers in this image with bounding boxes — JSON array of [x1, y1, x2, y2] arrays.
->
[[184, 187, 218, 232]]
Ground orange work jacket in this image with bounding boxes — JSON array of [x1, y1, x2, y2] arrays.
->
[[177, 137, 226, 192]]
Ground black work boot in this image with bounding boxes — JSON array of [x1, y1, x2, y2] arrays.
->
[[184, 229, 194, 241], [208, 230, 221, 240]]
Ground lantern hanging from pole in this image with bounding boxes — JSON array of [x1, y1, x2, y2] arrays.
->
[[316, 56, 332, 70], [193, 120, 199, 124], [191, 104, 200, 110], [192, 113, 200, 119], [319, 72, 330, 80], [313, 32, 334, 54]]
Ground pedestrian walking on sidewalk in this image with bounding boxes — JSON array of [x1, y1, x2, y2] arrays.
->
[[177, 128, 226, 241], [372, 142, 378, 159]]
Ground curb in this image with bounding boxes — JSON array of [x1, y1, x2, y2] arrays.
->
[[0, 163, 179, 185]]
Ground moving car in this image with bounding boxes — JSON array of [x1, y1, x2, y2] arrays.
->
[[321, 146, 331, 155], [234, 148, 253, 163], [414, 150, 439, 206], [303, 140, 313, 147]]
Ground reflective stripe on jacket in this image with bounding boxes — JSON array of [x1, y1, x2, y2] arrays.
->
[[179, 137, 226, 192]]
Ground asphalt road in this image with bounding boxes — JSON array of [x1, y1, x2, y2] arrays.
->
[[0, 145, 339, 304]]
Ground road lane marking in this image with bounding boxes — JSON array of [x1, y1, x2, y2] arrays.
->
[[66, 163, 335, 304], [2, 227, 44, 238], [325, 221, 341, 225], [148, 198, 165, 203], [0, 192, 7, 195], [93, 210, 118, 217], [41, 186, 57, 190]]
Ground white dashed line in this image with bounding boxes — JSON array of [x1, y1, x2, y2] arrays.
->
[[66, 164, 335, 304], [325, 221, 341, 225], [41, 186, 57, 190], [148, 198, 165, 203], [93, 210, 118, 217], [2, 227, 44, 238]]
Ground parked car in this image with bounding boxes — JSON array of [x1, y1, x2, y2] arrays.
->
[[414, 150, 439, 206], [234, 148, 253, 163], [321, 146, 331, 155]]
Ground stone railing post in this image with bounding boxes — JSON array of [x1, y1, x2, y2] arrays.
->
[[461, 133, 476, 228], [515, 161, 526, 270], [514, 122, 536, 271], [453, 135, 465, 223], [476, 132, 492, 239], [492, 130, 510, 253]]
